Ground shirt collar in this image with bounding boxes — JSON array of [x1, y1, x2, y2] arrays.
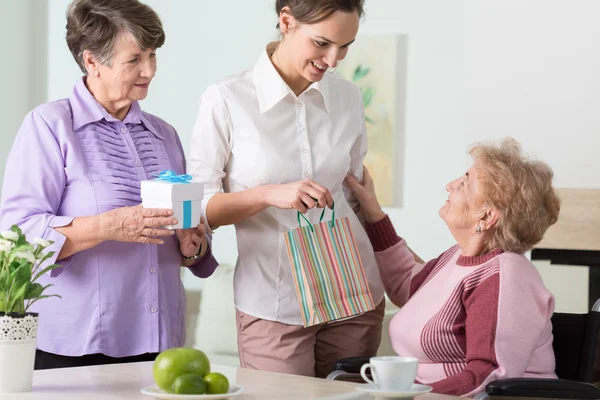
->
[[70, 77, 107, 130], [69, 77, 162, 139], [139, 112, 163, 140], [310, 75, 330, 113], [253, 42, 331, 114]]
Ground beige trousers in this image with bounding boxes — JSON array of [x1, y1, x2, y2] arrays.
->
[[236, 300, 385, 378]]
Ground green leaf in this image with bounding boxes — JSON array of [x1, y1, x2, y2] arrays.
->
[[13, 226, 28, 247], [25, 294, 62, 312], [24, 283, 43, 300], [6, 281, 28, 313], [1, 225, 63, 313], [361, 87, 374, 108], [34, 284, 57, 301], [10, 244, 34, 254], [37, 251, 55, 265], [365, 116, 375, 124], [9, 263, 31, 288], [352, 65, 370, 82], [13, 281, 28, 300], [32, 264, 62, 283], [31, 251, 55, 271], [0, 268, 9, 292], [7, 260, 20, 272], [8, 268, 31, 287]]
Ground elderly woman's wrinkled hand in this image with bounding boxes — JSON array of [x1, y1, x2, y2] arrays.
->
[[100, 204, 177, 245], [175, 217, 208, 259], [345, 166, 386, 223]]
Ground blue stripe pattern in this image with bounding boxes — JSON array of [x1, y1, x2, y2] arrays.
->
[[183, 201, 192, 229]]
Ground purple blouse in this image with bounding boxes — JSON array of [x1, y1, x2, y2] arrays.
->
[[0, 78, 218, 357]]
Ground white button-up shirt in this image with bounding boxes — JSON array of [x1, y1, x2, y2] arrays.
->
[[188, 44, 384, 325]]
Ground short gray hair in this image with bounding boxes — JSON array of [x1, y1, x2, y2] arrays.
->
[[66, 0, 165, 74]]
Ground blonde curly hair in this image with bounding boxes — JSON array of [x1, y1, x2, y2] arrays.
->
[[470, 138, 561, 254]]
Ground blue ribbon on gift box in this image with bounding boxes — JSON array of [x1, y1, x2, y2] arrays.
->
[[154, 170, 194, 228], [154, 170, 192, 183]]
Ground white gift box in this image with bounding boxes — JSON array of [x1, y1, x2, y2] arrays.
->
[[141, 179, 204, 230]]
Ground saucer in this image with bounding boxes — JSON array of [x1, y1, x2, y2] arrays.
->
[[356, 383, 433, 398], [140, 384, 244, 399]]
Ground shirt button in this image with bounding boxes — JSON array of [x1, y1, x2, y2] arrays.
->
[[297, 102, 303, 108], [120, 127, 128, 134], [150, 267, 157, 274], [303, 148, 309, 154], [299, 126, 305, 132], [135, 161, 142, 167], [305, 173, 311, 179], [150, 306, 158, 313]]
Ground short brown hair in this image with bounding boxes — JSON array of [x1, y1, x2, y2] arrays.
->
[[470, 138, 561, 254], [275, 0, 365, 29], [66, 0, 165, 74]]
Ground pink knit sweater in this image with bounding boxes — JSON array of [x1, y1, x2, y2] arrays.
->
[[365, 216, 557, 397]]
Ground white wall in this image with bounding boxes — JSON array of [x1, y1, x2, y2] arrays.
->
[[465, 0, 600, 312], [362, 0, 466, 259], [44, 0, 466, 291], [3, 0, 593, 311], [0, 1, 47, 189], [465, 0, 600, 189]]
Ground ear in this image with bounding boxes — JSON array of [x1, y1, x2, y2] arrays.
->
[[279, 6, 296, 35], [82, 49, 100, 77], [479, 206, 499, 232]]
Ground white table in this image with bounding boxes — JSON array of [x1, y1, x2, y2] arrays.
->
[[0, 362, 460, 400]]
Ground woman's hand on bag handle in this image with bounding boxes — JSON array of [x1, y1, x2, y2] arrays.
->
[[265, 179, 334, 213], [344, 166, 386, 223], [99, 204, 177, 244], [204, 179, 332, 229]]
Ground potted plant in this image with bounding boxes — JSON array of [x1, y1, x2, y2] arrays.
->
[[0, 225, 61, 393]]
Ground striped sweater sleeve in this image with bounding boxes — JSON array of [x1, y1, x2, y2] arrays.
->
[[365, 216, 428, 307], [429, 257, 556, 396]]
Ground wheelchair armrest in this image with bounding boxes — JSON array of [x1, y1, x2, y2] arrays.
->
[[333, 356, 371, 374], [325, 370, 367, 382], [486, 378, 600, 399]]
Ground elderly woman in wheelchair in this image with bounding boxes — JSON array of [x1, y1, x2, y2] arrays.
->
[[343, 138, 561, 397]]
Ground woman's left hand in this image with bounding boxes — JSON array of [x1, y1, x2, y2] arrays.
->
[[175, 216, 208, 259], [345, 166, 386, 223]]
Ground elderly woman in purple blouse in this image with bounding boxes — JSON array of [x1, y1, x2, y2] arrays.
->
[[0, 0, 217, 369]]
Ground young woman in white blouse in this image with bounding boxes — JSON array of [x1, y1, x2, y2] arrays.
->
[[188, 0, 384, 377]]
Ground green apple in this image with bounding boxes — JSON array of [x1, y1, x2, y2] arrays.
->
[[153, 348, 210, 392], [171, 373, 207, 395]]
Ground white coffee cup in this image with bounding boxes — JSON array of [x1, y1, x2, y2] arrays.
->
[[359, 356, 418, 392]]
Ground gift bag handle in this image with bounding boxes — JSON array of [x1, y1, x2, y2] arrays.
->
[[297, 203, 335, 231]]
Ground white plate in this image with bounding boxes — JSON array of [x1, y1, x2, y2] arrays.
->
[[140, 384, 244, 399], [356, 383, 432, 398]]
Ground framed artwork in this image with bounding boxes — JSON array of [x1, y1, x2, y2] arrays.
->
[[336, 34, 408, 206]]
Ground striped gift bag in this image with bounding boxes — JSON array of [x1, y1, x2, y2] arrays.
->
[[283, 206, 375, 327]]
